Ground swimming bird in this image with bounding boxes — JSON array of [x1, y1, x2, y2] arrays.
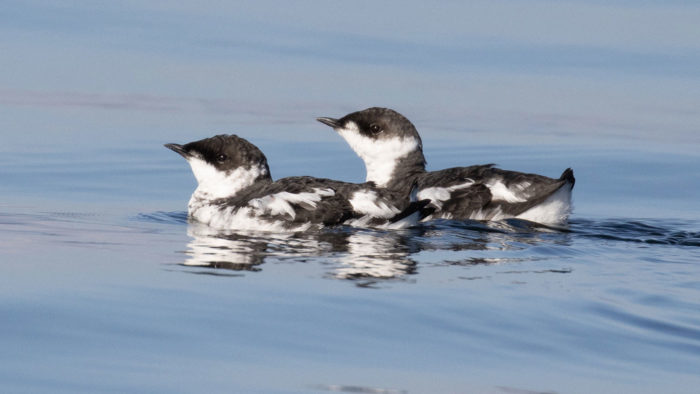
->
[[317, 107, 575, 224], [165, 134, 429, 232]]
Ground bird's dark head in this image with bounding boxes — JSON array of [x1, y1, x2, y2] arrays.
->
[[165, 134, 271, 198], [317, 107, 424, 187], [317, 107, 422, 144]]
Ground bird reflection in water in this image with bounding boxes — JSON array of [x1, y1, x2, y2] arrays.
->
[[177, 219, 572, 284], [181, 222, 422, 283], [182, 223, 269, 271], [331, 229, 421, 282]]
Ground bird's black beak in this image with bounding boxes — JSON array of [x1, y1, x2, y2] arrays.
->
[[316, 117, 341, 129], [164, 143, 190, 158]]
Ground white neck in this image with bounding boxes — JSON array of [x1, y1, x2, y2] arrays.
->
[[187, 157, 266, 204], [337, 123, 419, 187]]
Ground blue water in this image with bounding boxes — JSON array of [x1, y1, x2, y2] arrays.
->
[[2, 2, 700, 393]]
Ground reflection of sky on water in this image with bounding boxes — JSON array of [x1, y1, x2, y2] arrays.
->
[[2, 0, 699, 152]]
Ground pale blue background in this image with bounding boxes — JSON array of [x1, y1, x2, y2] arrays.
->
[[2, 0, 699, 150], [1, 2, 699, 394]]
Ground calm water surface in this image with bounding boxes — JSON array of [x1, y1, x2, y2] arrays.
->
[[1, 139, 699, 394], [2, 1, 700, 393]]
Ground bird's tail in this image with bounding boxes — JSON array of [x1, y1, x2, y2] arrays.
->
[[559, 168, 575, 188]]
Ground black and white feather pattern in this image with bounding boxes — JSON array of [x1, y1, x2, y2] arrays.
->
[[318, 107, 576, 224], [166, 134, 428, 232]]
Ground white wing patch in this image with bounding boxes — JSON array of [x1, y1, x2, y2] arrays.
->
[[248, 188, 335, 219], [468, 207, 504, 221], [349, 189, 401, 218], [486, 180, 528, 203], [464, 183, 572, 224], [187, 187, 335, 232], [191, 205, 314, 232], [417, 180, 475, 209]]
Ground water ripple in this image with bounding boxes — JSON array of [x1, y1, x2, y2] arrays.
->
[[127, 212, 700, 283], [594, 302, 700, 345], [135, 210, 188, 225], [570, 218, 700, 247]]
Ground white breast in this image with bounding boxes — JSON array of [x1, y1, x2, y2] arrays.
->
[[188, 158, 267, 202]]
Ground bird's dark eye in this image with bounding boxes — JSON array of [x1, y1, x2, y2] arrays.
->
[[369, 124, 382, 134], [216, 154, 227, 162]]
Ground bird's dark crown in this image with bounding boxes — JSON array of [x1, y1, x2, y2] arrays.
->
[[339, 107, 423, 145], [178, 134, 271, 175]]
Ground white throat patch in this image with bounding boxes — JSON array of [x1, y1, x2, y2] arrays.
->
[[337, 121, 419, 187], [187, 157, 266, 202]]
